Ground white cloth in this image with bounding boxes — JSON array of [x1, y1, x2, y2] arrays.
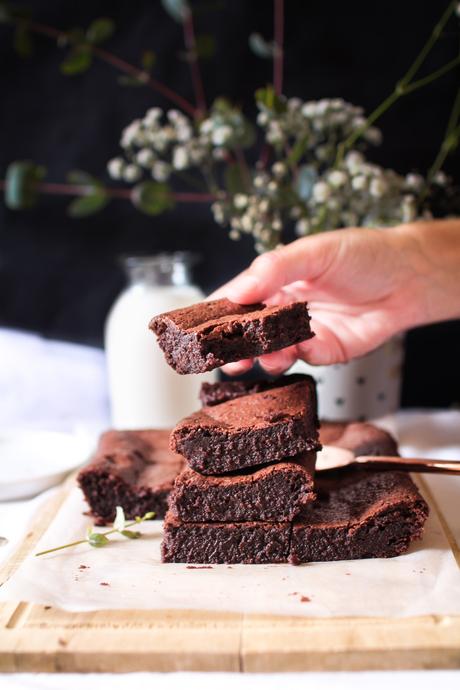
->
[[0, 329, 459, 688]]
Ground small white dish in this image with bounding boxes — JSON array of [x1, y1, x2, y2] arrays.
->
[[0, 430, 93, 501]]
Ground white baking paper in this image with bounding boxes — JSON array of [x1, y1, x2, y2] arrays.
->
[[1, 475, 459, 618]]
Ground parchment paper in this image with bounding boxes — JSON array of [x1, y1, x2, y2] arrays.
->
[[1, 476, 459, 618]]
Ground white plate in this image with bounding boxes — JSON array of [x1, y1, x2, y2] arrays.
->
[[0, 430, 94, 501]]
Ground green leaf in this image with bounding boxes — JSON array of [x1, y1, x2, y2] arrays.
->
[[195, 34, 216, 59], [113, 506, 126, 531], [161, 0, 190, 22], [142, 49, 156, 72], [143, 511, 156, 520], [4, 160, 46, 210], [67, 192, 109, 217], [86, 17, 115, 44], [295, 165, 317, 202], [60, 48, 92, 75], [121, 530, 142, 539], [255, 85, 286, 115], [87, 533, 109, 548], [287, 136, 309, 166], [211, 97, 233, 115], [118, 75, 145, 87], [225, 164, 246, 195], [14, 22, 32, 58], [249, 33, 275, 59], [132, 181, 175, 215]]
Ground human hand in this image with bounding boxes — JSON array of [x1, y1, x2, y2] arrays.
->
[[212, 223, 442, 376]]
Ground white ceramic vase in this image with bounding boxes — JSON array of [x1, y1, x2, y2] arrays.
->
[[288, 335, 405, 421]]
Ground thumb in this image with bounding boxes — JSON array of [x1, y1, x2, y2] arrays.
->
[[223, 232, 341, 304]]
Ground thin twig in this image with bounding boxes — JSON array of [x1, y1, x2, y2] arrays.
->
[[182, 9, 207, 115], [27, 21, 198, 117], [335, 0, 458, 165], [428, 87, 460, 182], [273, 0, 284, 96]]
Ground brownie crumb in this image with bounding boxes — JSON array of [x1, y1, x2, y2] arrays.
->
[[186, 565, 213, 570], [44, 605, 52, 610], [78, 564, 89, 570], [300, 595, 311, 603], [100, 581, 110, 587]]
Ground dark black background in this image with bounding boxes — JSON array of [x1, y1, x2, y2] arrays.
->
[[0, 0, 459, 406]]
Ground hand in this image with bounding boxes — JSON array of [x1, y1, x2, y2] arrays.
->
[[211, 221, 460, 376]]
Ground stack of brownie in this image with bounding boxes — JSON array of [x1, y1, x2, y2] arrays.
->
[[150, 298, 429, 564], [78, 297, 429, 564]]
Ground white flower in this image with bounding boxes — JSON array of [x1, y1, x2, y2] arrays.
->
[[254, 175, 266, 189], [271, 218, 282, 231], [369, 177, 388, 198], [107, 157, 125, 180], [229, 229, 241, 240], [352, 115, 366, 129], [290, 206, 302, 219], [172, 146, 189, 170], [212, 125, 232, 146], [295, 218, 310, 235], [234, 194, 248, 209], [258, 199, 270, 213], [287, 97, 302, 111], [176, 124, 193, 142], [136, 148, 154, 167], [328, 170, 348, 188], [365, 127, 383, 145], [144, 108, 162, 125], [266, 122, 284, 144], [351, 175, 367, 191], [267, 180, 278, 193], [301, 102, 317, 118], [200, 119, 214, 135], [240, 214, 253, 232], [433, 171, 447, 186], [272, 162, 287, 179], [405, 173, 424, 190], [345, 151, 364, 174], [211, 202, 225, 224], [151, 161, 171, 182], [312, 181, 331, 202], [123, 164, 141, 183], [316, 99, 331, 115], [121, 119, 142, 148], [257, 112, 269, 126]]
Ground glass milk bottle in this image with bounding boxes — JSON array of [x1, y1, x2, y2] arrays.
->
[[105, 253, 215, 429]]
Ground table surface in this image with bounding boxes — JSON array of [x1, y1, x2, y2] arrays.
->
[[0, 327, 459, 688]]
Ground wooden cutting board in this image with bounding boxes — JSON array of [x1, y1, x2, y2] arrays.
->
[[0, 476, 459, 673]]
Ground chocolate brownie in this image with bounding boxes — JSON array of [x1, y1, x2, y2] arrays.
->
[[290, 470, 429, 563], [161, 470, 428, 564], [78, 430, 184, 524], [170, 379, 321, 474], [199, 374, 308, 406], [162, 516, 291, 564], [149, 298, 313, 374], [168, 451, 316, 522]]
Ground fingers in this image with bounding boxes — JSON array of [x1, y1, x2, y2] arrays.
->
[[220, 358, 254, 376], [222, 233, 340, 304]]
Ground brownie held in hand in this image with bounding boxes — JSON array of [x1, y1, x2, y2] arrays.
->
[[168, 451, 316, 523], [149, 298, 313, 374], [170, 378, 321, 474], [78, 430, 184, 524]]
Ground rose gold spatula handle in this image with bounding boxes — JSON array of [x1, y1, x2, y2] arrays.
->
[[355, 455, 460, 475]]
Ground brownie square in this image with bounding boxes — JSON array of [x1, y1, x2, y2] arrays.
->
[[168, 451, 316, 523], [290, 470, 429, 563], [149, 298, 313, 374], [78, 429, 185, 524], [162, 516, 291, 564], [170, 378, 321, 474]]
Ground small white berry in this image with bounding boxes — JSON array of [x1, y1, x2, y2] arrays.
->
[[234, 194, 248, 209], [123, 163, 141, 183], [295, 218, 310, 235], [312, 181, 331, 202], [107, 157, 125, 180]]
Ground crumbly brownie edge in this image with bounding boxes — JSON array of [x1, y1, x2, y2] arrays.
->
[[172, 418, 320, 474], [78, 469, 170, 524], [162, 518, 292, 564], [199, 374, 310, 406], [168, 463, 316, 522], [290, 499, 429, 563]]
